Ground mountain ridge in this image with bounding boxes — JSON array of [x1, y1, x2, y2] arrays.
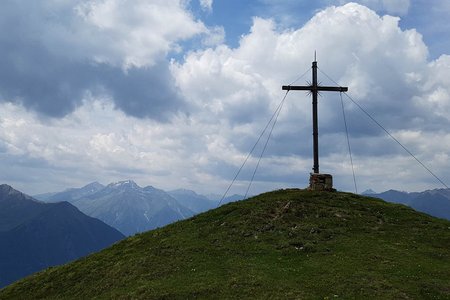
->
[[368, 188, 450, 220], [0, 184, 124, 288], [54, 180, 195, 236]]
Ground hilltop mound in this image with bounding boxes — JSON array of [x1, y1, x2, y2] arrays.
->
[[1, 189, 449, 299]]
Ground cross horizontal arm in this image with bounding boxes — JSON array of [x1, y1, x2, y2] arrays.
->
[[317, 86, 348, 92], [282, 85, 348, 92], [282, 85, 311, 91]]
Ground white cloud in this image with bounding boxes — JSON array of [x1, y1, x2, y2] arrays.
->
[[199, 0, 213, 12], [0, 0, 219, 119], [74, 0, 207, 69], [414, 55, 450, 121], [202, 26, 225, 46], [335, 0, 410, 15], [4, 0, 208, 70], [173, 4, 429, 127]]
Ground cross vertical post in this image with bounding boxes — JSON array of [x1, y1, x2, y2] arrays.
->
[[312, 60, 319, 174], [282, 59, 348, 190]]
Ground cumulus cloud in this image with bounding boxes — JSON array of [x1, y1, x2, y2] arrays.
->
[[174, 3, 430, 135], [413, 55, 450, 122], [334, 0, 410, 15], [0, 0, 205, 119], [74, 0, 207, 68], [202, 26, 225, 46]]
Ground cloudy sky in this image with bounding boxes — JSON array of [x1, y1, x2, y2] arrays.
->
[[1, 0, 450, 196]]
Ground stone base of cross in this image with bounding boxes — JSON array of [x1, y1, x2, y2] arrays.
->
[[308, 173, 335, 191]]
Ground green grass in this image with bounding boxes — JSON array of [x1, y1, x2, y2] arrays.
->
[[1, 189, 449, 299]]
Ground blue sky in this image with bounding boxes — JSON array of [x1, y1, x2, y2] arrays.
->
[[1, 0, 450, 195]]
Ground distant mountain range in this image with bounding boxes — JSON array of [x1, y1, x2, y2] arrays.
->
[[34, 180, 242, 236], [0, 184, 124, 288], [35, 182, 105, 203], [167, 189, 216, 213], [365, 188, 450, 220]]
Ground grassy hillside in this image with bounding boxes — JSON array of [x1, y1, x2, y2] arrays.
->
[[1, 189, 449, 299]]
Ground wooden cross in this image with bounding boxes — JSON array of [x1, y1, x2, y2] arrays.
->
[[282, 59, 348, 175]]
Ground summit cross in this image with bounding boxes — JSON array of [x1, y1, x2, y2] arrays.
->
[[282, 59, 348, 190]]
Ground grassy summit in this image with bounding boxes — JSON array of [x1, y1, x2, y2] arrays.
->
[[1, 189, 449, 299]]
